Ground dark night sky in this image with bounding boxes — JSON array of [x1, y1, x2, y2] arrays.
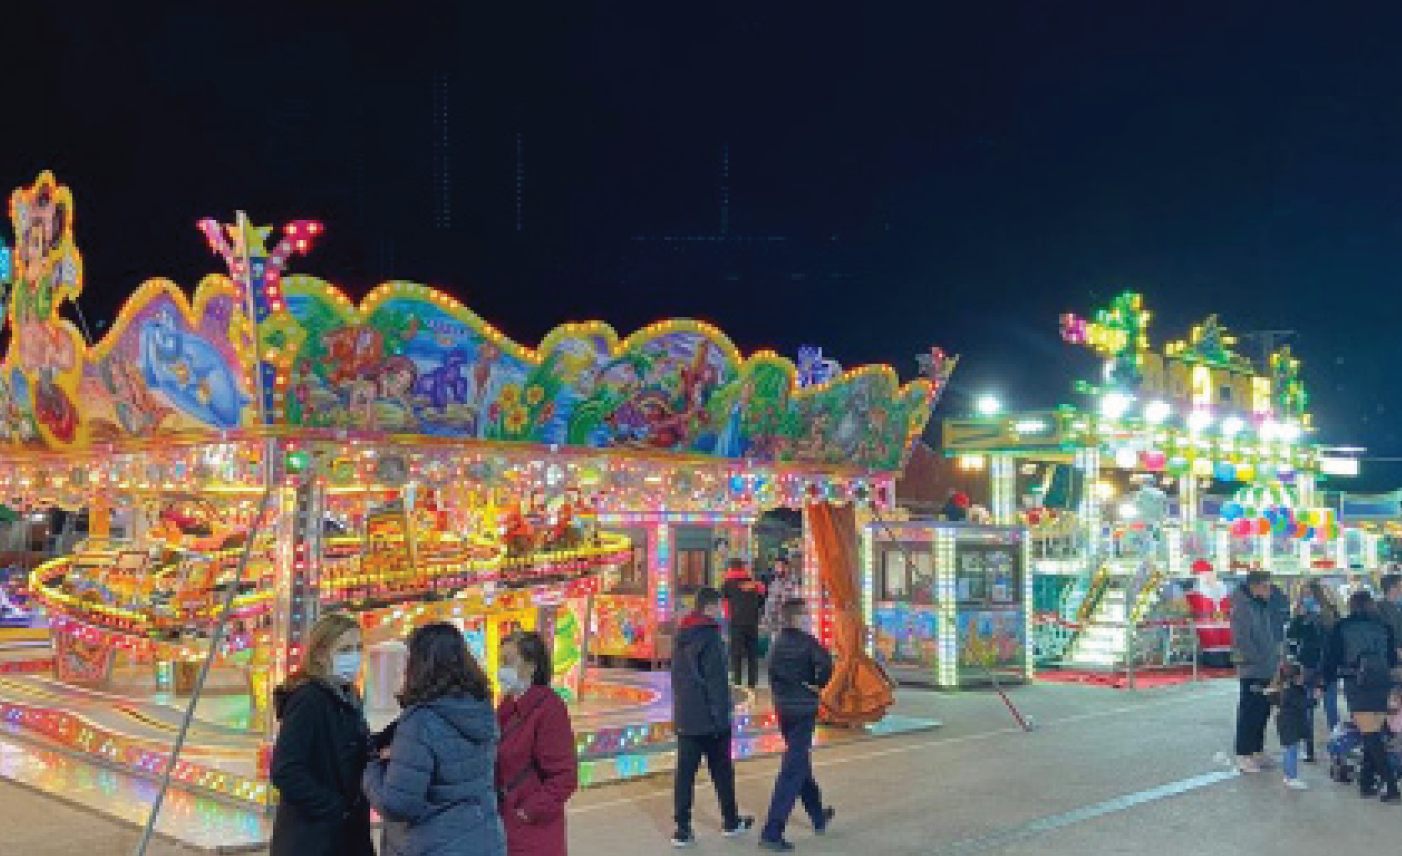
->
[[6, 3, 1402, 487]]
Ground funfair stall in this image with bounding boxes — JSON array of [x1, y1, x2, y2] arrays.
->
[[941, 293, 1367, 674], [0, 172, 943, 817]]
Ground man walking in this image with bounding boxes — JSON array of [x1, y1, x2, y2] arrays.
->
[[1230, 570, 1285, 773], [670, 587, 754, 848], [721, 559, 765, 689], [759, 599, 836, 852]]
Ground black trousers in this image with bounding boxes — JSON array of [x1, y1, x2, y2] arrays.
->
[[730, 624, 760, 688], [1235, 678, 1271, 757], [674, 731, 740, 830]]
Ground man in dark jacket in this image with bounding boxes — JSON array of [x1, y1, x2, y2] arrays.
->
[[721, 559, 766, 689], [670, 587, 754, 847], [759, 599, 835, 852], [1230, 570, 1283, 774]]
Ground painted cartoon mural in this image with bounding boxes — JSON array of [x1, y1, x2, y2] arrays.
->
[[0, 173, 258, 449], [0, 175, 937, 467], [263, 276, 935, 470]]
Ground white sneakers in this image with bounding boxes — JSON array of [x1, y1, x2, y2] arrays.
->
[[1236, 756, 1263, 773], [1284, 777, 1309, 790]]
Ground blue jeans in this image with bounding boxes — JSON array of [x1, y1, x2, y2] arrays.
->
[[1283, 741, 1302, 779], [761, 713, 824, 842], [1305, 678, 1341, 747]]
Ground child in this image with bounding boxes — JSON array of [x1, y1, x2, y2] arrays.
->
[[1267, 661, 1311, 790]]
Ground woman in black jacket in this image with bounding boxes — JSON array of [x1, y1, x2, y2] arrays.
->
[[269, 612, 377, 856], [1321, 591, 1401, 803], [1286, 582, 1338, 761]]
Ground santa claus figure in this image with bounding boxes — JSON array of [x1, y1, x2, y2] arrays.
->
[[1184, 559, 1233, 666]]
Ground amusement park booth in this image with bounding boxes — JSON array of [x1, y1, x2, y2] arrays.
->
[[941, 293, 1365, 674], [0, 171, 948, 812], [863, 519, 1031, 688]]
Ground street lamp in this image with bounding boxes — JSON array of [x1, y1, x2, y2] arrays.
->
[[1144, 400, 1171, 425], [1221, 416, 1244, 437], [1187, 410, 1213, 434], [976, 395, 1002, 417]]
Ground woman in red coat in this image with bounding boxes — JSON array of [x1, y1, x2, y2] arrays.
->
[[496, 630, 579, 856]]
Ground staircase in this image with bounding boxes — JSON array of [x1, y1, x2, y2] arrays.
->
[[1065, 575, 1162, 670]]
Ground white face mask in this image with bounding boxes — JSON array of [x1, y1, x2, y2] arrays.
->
[[331, 651, 362, 683], [497, 665, 525, 694]]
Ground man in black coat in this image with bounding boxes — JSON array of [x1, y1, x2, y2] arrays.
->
[[759, 599, 836, 852], [721, 559, 766, 689], [670, 587, 754, 847]]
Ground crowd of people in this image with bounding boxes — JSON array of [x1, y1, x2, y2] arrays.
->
[[268, 616, 578, 856], [266, 556, 835, 856], [1232, 569, 1402, 802]]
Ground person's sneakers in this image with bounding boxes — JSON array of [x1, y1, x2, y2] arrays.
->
[[1361, 783, 1380, 798], [758, 840, 796, 852], [1283, 777, 1309, 790], [1382, 790, 1402, 805], [671, 827, 696, 848], [814, 807, 836, 835], [1253, 754, 1277, 770], [1235, 756, 1262, 774], [723, 817, 756, 838]]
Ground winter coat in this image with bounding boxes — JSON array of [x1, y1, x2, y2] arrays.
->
[[1321, 613, 1398, 706], [495, 685, 578, 856], [1286, 614, 1328, 672], [722, 569, 765, 628], [766, 627, 834, 719], [269, 677, 376, 856], [363, 694, 506, 856], [670, 611, 733, 736], [1230, 586, 1284, 682], [1270, 682, 1311, 746]]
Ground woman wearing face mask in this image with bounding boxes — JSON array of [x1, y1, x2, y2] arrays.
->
[[270, 612, 375, 856], [495, 630, 578, 856], [1295, 582, 1343, 741], [364, 621, 506, 856], [1287, 584, 1331, 762]]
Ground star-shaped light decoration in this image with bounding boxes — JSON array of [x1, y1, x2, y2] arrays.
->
[[916, 346, 959, 406], [197, 217, 323, 314]]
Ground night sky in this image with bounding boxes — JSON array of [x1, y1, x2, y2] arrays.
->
[[5, 4, 1401, 487]]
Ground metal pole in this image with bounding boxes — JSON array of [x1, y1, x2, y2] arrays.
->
[[132, 471, 276, 856]]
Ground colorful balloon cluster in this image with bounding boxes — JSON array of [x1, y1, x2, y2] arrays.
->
[[1219, 501, 1339, 541]]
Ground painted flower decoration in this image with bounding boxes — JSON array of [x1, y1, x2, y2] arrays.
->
[[526, 385, 545, 406], [499, 384, 522, 407], [504, 406, 528, 434]]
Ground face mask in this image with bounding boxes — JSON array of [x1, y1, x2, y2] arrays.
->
[[331, 651, 361, 683], [498, 665, 525, 694]]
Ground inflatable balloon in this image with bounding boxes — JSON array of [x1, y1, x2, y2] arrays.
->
[[1254, 518, 1271, 536], [1214, 462, 1236, 481], [1221, 501, 1243, 521], [1231, 519, 1253, 537]]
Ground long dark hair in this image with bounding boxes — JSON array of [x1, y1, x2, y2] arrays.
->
[[509, 630, 552, 687], [397, 622, 492, 707]]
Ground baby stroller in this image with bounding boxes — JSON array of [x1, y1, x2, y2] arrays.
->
[[1328, 721, 1364, 784]]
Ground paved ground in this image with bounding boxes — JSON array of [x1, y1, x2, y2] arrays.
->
[[4, 678, 1398, 856]]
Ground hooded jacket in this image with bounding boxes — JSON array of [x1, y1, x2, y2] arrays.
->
[[1230, 585, 1284, 682], [363, 694, 506, 856], [767, 627, 834, 718], [670, 611, 733, 736], [269, 677, 376, 856], [1377, 599, 1402, 653], [721, 568, 765, 628]]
